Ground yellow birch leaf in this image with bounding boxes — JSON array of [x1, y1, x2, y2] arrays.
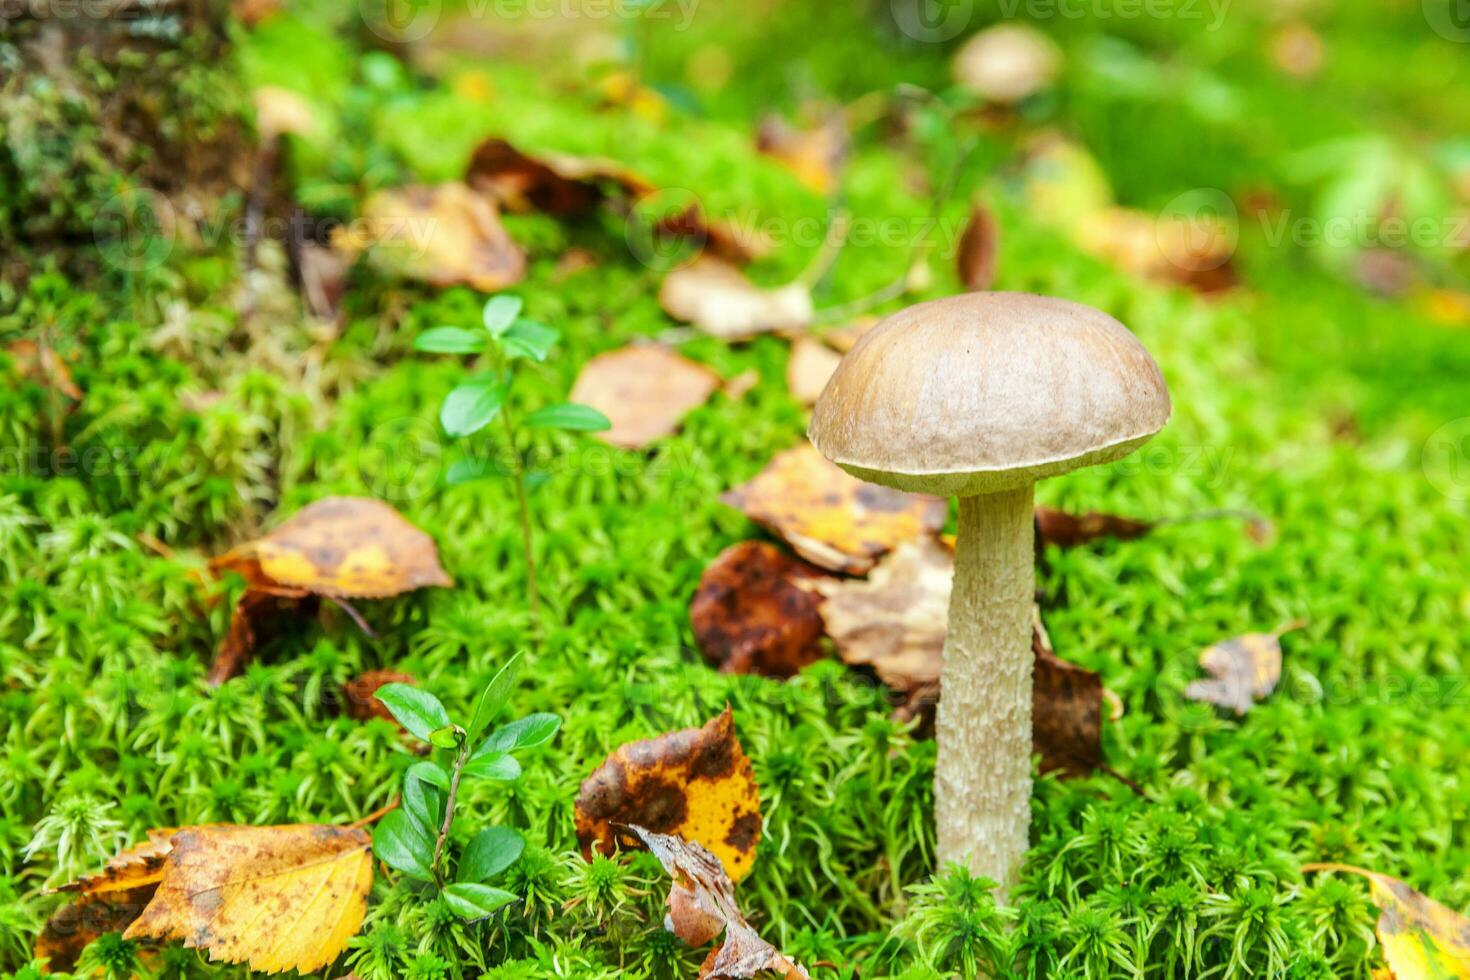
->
[[1304, 864, 1470, 980]]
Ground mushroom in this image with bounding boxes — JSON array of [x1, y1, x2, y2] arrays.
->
[[952, 23, 1063, 106], [808, 292, 1170, 892]]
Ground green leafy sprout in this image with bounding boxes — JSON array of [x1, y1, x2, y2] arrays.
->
[[415, 294, 610, 630], [370, 654, 561, 921]]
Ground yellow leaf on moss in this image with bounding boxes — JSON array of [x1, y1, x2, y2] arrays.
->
[[575, 707, 762, 882], [1304, 864, 1470, 980], [719, 443, 947, 574], [123, 824, 373, 975]]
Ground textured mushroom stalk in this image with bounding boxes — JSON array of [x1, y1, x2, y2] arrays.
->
[[936, 483, 1035, 893]]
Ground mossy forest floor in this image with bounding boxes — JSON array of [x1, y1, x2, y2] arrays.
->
[[3, 1, 1470, 977]]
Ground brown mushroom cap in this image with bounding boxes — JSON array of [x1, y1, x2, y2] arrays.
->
[[808, 292, 1171, 496]]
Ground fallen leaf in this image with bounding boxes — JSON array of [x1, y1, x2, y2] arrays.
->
[[343, 669, 418, 722], [1031, 608, 1103, 777], [7, 339, 82, 400], [785, 336, 842, 406], [1074, 206, 1238, 294], [719, 443, 947, 574], [466, 137, 654, 215], [691, 541, 832, 678], [817, 542, 1104, 775], [1302, 864, 1470, 979], [652, 203, 773, 265], [953, 23, 1062, 104], [43, 824, 371, 976], [569, 344, 722, 449], [818, 316, 878, 353], [722, 369, 760, 401], [755, 113, 848, 195], [1034, 506, 1154, 548], [659, 256, 813, 341], [223, 497, 453, 600], [626, 825, 809, 979], [1184, 626, 1298, 714], [575, 708, 762, 882], [349, 183, 525, 292], [207, 587, 316, 687], [956, 203, 1000, 291], [122, 824, 372, 974]]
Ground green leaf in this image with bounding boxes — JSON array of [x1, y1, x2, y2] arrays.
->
[[482, 295, 524, 336], [458, 827, 524, 884], [428, 724, 465, 749], [406, 760, 451, 791], [501, 319, 559, 361], [476, 713, 562, 756], [374, 809, 434, 881], [442, 882, 515, 920], [523, 403, 611, 432], [461, 751, 521, 781], [414, 327, 487, 354], [441, 378, 506, 437], [467, 653, 521, 744], [375, 684, 450, 743]]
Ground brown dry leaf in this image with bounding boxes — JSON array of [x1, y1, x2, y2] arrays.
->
[[719, 443, 947, 574], [1184, 627, 1297, 715], [569, 344, 722, 449], [956, 203, 1000, 291], [785, 336, 842, 406], [575, 708, 762, 882], [627, 825, 809, 980], [691, 541, 833, 678], [466, 137, 654, 215], [653, 203, 773, 265], [1302, 864, 1470, 979], [819, 316, 878, 353], [1074, 206, 1238, 295], [343, 669, 417, 722], [7, 339, 82, 400], [36, 884, 160, 974], [1031, 608, 1103, 777], [351, 183, 525, 292], [1035, 505, 1155, 548], [659, 256, 813, 341], [122, 824, 372, 974], [756, 114, 848, 195], [206, 580, 316, 686], [230, 497, 453, 599]]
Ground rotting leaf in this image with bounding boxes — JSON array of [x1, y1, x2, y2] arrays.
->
[[818, 316, 877, 353], [755, 113, 848, 195], [626, 825, 809, 980], [1302, 864, 1470, 979], [691, 541, 833, 678], [347, 183, 525, 292], [719, 443, 947, 574], [569, 344, 722, 449], [1184, 624, 1300, 715], [652, 203, 773, 265], [785, 336, 842, 406], [956, 203, 1000, 291], [343, 669, 418, 722], [1035, 506, 1154, 548], [1031, 608, 1103, 777], [466, 137, 654, 215], [207, 586, 316, 687], [659, 256, 813, 341], [575, 708, 762, 882], [225, 497, 453, 599], [7, 339, 82, 400], [42, 824, 371, 976]]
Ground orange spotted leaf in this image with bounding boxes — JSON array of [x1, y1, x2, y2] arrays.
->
[[575, 708, 762, 882], [691, 541, 833, 679]]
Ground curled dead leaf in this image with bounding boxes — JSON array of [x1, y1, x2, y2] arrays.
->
[[343, 669, 418, 722], [1035, 506, 1155, 548], [350, 183, 525, 292], [466, 137, 654, 215], [956, 203, 1000, 291], [659, 256, 813, 341], [1030, 608, 1103, 777], [691, 541, 832, 678], [1302, 864, 1470, 979], [626, 825, 809, 980], [575, 708, 762, 882], [1184, 626, 1299, 715], [755, 113, 848, 196], [653, 203, 773, 265], [569, 344, 722, 449], [785, 337, 842, 406], [719, 443, 947, 574]]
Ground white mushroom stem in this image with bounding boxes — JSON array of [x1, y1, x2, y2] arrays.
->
[[936, 482, 1035, 894]]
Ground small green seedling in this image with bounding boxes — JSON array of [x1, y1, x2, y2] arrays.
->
[[370, 655, 561, 921], [415, 294, 610, 627]]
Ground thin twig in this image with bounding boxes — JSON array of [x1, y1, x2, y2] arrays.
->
[[350, 796, 400, 829]]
